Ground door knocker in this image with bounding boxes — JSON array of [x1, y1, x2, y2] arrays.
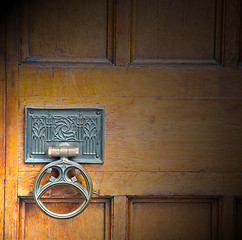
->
[[33, 144, 93, 219], [24, 107, 104, 219]]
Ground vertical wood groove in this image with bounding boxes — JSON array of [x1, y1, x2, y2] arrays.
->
[[215, 0, 224, 64], [223, 0, 240, 66], [19, 200, 26, 240], [130, 0, 135, 63], [212, 198, 220, 240], [221, 197, 236, 240], [112, 196, 128, 240], [19, 0, 29, 63], [107, 0, 115, 63], [115, 0, 131, 66]]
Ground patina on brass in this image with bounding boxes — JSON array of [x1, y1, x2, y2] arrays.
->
[[48, 143, 79, 158], [33, 143, 93, 219], [24, 107, 104, 164]]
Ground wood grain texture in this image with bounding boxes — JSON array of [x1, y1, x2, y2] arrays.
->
[[4, 6, 19, 239], [5, 82, 18, 239], [6, 81, 18, 178], [0, 19, 5, 239], [19, 66, 242, 98], [4, 180, 18, 240], [0, 18, 5, 179], [19, 0, 114, 64], [19, 198, 111, 240], [0, 179, 4, 240], [18, 97, 242, 172], [131, 0, 222, 64], [112, 196, 128, 240], [18, 171, 242, 197], [129, 198, 218, 240]]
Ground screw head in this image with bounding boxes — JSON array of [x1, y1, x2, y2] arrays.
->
[[71, 176, 77, 182], [46, 168, 52, 174], [49, 176, 56, 182]]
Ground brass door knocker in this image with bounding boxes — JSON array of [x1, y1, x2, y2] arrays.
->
[[33, 143, 93, 219]]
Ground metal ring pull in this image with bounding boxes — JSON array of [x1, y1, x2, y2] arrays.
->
[[33, 157, 93, 219]]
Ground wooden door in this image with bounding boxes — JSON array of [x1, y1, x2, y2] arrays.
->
[[1, 0, 242, 239]]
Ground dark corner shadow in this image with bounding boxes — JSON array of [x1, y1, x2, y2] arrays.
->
[[0, 0, 22, 23]]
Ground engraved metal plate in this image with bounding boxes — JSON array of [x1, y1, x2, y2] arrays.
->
[[24, 107, 104, 163]]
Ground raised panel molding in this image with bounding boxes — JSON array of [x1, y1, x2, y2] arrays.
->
[[19, 198, 111, 239], [130, 0, 224, 66], [19, 0, 114, 65], [128, 197, 219, 240]]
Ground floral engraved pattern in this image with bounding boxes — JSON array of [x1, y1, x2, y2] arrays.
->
[[30, 113, 99, 156], [83, 117, 97, 155], [32, 117, 46, 154]]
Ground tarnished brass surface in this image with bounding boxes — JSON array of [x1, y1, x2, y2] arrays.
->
[[33, 144, 93, 219], [48, 144, 79, 158], [24, 107, 104, 164]]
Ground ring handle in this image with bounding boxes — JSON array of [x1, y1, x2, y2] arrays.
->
[[33, 157, 93, 219]]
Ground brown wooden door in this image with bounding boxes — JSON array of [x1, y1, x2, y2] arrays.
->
[[1, 0, 242, 239]]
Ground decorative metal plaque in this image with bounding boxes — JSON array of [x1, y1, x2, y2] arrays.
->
[[24, 107, 104, 163]]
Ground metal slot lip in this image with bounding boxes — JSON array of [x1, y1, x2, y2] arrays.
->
[[24, 107, 104, 164]]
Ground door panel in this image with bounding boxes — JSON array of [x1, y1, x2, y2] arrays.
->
[[132, 0, 220, 62], [19, 198, 111, 239], [1, 0, 242, 239], [129, 198, 218, 240], [19, 0, 113, 63]]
